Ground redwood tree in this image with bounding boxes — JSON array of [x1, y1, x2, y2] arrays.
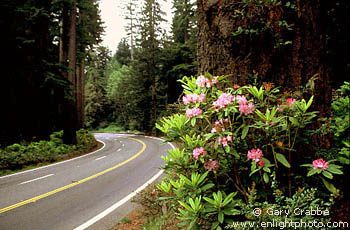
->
[[196, 0, 331, 117]]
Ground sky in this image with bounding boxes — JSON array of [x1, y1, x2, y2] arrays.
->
[[98, 0, 173, 54]]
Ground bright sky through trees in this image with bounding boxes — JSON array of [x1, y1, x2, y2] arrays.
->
[[98, 0, 173, 54]]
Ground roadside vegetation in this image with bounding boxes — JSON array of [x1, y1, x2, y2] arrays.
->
[[0, 129, 98, 176], [116, 78, 349, 229]]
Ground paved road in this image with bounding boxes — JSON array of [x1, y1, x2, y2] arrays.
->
[[0, 133, 172, 230]]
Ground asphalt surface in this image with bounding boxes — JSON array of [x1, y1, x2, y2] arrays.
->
[[0, 133, 171, 230]]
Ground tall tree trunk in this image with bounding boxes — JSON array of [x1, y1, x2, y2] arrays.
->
[[62, 2, 78, 144], [196, 0, 331, 115], [76, 58, 85, 128]]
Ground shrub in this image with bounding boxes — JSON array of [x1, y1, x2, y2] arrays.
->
[[156, 74, 342, 229], [0, 129, 96, 171]]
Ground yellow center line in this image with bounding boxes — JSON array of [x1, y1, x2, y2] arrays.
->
[[0, 137, 146, 214]]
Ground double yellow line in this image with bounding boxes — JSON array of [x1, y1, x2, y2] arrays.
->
[[0, 137, 146, 214]]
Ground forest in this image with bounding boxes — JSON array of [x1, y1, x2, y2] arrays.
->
[[1, 0, 349, 229]]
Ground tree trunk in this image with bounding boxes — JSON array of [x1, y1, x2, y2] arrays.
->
[[62, 2, 78, 144], [196, 0, 331, 116], [76, 58, 85, 128]]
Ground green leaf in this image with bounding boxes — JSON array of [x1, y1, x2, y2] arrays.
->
[[211, 222, 220, 230], [289, 117, 299, 126], [327, 166, 343, 175], [276, 153, 291, 168], [322, 171, 333, 179], [201, 183, 215, 191], [191, 118, 196, 127], [263, 172, 269, 183], [321, 177, 338, 194], [300, 163, 313, 167], [307, 169, 318, 177], [241, 126, 249, 139], [249, 168, 260, 176], [218, 212, 224, 223], [203, 197, 215, 205]]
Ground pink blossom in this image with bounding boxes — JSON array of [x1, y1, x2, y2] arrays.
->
[[193, 147, 207, 160], [186, 107, 202, 118], [286, 98, 296, 108], [212, 77, 219, 84], [235, 95, 247, 105], [183, 93, 206, 105], [204, 159, 219, 171], [213, 93, 234, 110], [196, 75, 210, 88], [312, 159, 329, 171], [212, 119, 229, 133], [218, 135, 233, 147], [239, 102, 255, 115], [277, 105, 284, 112], [233, 84, 240, 89], [247, 148, 263, 162]]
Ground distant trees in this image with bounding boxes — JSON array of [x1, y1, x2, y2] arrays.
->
[[84, 0, 198, 132]]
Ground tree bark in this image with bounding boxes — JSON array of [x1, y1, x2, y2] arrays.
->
[[62, 2, 78, 144], [196, 0, 331, 116]]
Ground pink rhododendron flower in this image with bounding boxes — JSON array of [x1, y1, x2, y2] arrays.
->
[[247, 148, 263, 162], [286, 98, 296, 108], [196, 75, 212, 88], [239, 102, 255, 115], [213, 93, 234, 110], [204, 159, 219, 171], [211, 127, 217, 133], [218, 135, 233, 146], [212, 77, 219, 84], [186, 107, 202, 118], [312, 159, 329, 171], [183, 93, 206, 105], [193, 147, 207, 160], [235, 95, 247, 105], [277, 105, 284, 112]]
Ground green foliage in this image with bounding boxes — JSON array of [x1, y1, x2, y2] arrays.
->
[[0, 129, 96, 172], [154, 75, 339, 229], [236, 175, 334, 230]]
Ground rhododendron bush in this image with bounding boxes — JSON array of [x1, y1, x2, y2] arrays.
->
[[156, 74, 343, 229]]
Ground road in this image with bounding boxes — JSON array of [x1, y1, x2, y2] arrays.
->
[[0, 133, 172, 230]]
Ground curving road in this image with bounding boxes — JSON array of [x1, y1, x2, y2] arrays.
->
[[0, 133, 173, 230]]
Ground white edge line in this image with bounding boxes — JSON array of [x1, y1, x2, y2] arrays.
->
[[73, 138, 175, 230], [0, 139, 106, 179], [95, 156, 106, 161], [19, 174, 54, 185]]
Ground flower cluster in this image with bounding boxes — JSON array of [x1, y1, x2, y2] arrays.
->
[[312, 159, 329, 171], [204, 159, 219, 171], [235, 95, 255, 115], [247, 148, 263, 162], [286, 98, 296, 108], [193, 147, 207, 160], [213, 93, 234, 110], [217, 135, 232, 146], [183, 93, 206, 105], [211, 118, 229, 133], [196, 75, 218, 88], [277, 97, 296, 111], [186, 107, 202, 118]]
